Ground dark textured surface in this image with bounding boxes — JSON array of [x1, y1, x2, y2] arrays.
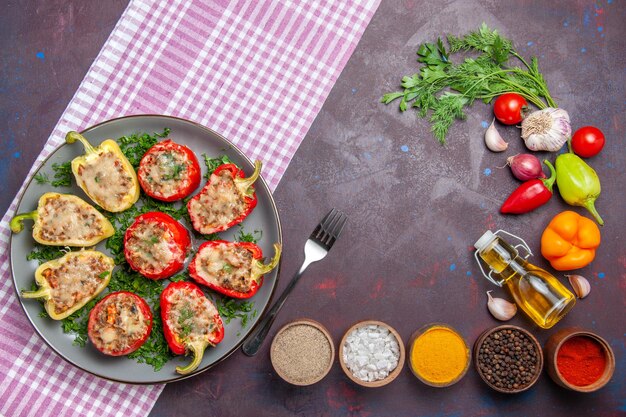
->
[[4, 1, 625, 416]]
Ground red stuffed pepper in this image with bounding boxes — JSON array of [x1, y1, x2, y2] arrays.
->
[[138, 139, 201, 202], [124, 212, 191, 279], [88, 291, 153, 356], [188, 240, 281, 299], [160, 281, 224, 375], [187, 161, 262, 234]]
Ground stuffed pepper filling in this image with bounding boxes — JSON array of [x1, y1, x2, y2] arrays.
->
[[164, 286, 219, 344], [139, 145, 197, 200], [194, 243, 254, 293], [188, 169, 246, 234], [88, 292, 152, 356], [42, 253, 111, 315], [77, 151, 134, 210], [38, 194, 106, 243], [125, 220, 183, 276]]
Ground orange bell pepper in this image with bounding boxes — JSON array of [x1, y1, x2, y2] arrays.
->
[[541, 211, 601, 271]]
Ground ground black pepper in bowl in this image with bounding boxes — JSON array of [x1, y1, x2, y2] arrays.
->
[[473, 325, 543, 393]]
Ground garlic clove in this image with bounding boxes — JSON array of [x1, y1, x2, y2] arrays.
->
[[485, 119, 508, 152], [566, 274, 591, 299], [486, 291, 517, 321]]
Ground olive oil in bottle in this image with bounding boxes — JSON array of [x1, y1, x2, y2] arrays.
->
[[474, 230, 575, 329]]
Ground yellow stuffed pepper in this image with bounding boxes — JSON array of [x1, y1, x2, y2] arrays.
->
[[66, 131, 140, 212], [541, 211, 601, 271]]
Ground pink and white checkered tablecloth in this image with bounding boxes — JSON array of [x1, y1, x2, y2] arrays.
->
[[0, 1, 380, 416]]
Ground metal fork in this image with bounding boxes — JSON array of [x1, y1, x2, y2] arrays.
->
[[241, 208, 347, 356]]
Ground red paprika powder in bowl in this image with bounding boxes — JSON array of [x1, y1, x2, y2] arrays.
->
[[545, 327, 615, 392]]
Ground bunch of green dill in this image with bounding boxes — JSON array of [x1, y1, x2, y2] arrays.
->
[[381, 23, 557, 144]]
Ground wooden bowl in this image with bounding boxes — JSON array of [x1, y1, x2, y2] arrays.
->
[[338, 320, 405, 388], [407, 323, 470, 387], [270, 319, 334, 386], [473, 325, 543, 394], [544, 327, 615, 393]]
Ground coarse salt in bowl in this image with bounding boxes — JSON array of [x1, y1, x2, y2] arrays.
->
[[339, 320, 405, 388]]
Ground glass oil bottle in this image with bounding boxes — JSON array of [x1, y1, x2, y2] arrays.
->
[[474, 230, 576, 329]]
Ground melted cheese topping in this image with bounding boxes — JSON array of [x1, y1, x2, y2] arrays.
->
[[139, 148, 192, 198], [38, 195, 104, 243], [165, 287, 218, 343], [43, 253, 110, 314], [125, 220, 183, 275], [194, 243, 254, 292], [90, 293, 150, 355], [188, 170, 246, 233], [78, 151, 134, 209]]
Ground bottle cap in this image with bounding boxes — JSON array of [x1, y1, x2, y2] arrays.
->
[[474, 230, 496, 251]]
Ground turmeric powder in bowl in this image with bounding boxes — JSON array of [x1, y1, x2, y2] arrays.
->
[[408, 324, 470, 387]]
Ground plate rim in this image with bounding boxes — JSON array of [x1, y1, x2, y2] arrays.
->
[[8, 114, 283, 384]]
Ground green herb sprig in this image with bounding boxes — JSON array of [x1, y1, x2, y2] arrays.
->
[[381, 23, 557, 144]]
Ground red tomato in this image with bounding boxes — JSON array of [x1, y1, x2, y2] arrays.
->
[[88, 291, 153, 356], [124, 212, 191, 279], [138, 139, 201, 202], [493, 93, 528, 125], [571, 126, 605, 157]]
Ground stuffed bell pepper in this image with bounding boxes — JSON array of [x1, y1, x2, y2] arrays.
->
[[65, 131, 140, 212], [21, 250, 114, 320], [188, 240, 281, 299], [160, 281, 224, 375], [187, 161, 262, 234], [10, 192, 114, 246], [124, 212, 191, 280], [88, 291, 153, 356], [138, 139, 201, 202]]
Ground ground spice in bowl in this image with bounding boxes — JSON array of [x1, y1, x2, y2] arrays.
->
[[270, 319, 334, 386], [545, 328, 615, 392], [408, 324, 469, 387], [474, 325, 543, 393], [557, 336, 606, 386]]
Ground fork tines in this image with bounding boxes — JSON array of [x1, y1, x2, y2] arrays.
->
[[312, 208, 347, 248]]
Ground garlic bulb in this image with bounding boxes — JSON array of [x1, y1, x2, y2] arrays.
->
[[521, 108, 571, 152], [485, 119, 508, 152], [566, 274, 591, 299], [486, 291, 517, 321]]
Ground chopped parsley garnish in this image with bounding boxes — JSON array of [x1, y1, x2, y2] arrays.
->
[[27, 245, 68, 264], [236, 225, 262, 244], [29, 162, 72, 187], [50, 162, 72, 187], [203, 154, 233, 178], [34, 172, 49, 185], [216, 298, 256, 329], [118, 128, 170, 169]]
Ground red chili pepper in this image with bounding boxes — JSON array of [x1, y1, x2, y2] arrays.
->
[[138, 139, 202, 202], [87, 291, 153, 356], [187, 161, 262, 235], [160, 281, 224, 375], [188, 240, 281, 299], [501, 160, 556, 214], [124, 212, 191, 279]]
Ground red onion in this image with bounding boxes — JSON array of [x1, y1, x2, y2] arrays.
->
[[506, 154, 546, 181]]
